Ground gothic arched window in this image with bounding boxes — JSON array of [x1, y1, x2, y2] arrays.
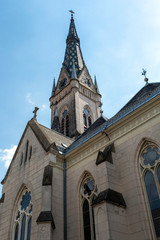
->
[[139, 142, 160, 238], [61, 109, 69, 136], [13, 188, 32, 240], [80, 174, 96, 240], [83, 107, 92, 130]]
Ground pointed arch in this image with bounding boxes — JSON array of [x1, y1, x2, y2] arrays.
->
[[138, 138, 160, 238], [79, 171, 97, 240], [83, 105, 93, 130], [11, 185, 33, 240], [60, 106, 69, 136]]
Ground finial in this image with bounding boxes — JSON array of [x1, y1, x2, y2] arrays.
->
[[69, 10, 75, 19], [142, 68, 149, 85], [99, 102, 103, 116], [33, 107, 39, 120], [51, 77, 56, 97], [94, 75, 100, 93]]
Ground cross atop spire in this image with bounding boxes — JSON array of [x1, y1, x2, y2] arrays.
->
[[142, 68, 149, 85], [33, 107, 39, 120]]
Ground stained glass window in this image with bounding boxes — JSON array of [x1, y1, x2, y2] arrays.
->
[[13, 189, 32, 240], [14, 223, 19, 240], [83, 200, 91, 240], [80, 174, 96, 240], [27, 218, 32, 240], [140, 143, 160, 238], [20, 215, 26, 240]]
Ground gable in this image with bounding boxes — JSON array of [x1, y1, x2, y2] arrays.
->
[[1, 119, 72, 185]]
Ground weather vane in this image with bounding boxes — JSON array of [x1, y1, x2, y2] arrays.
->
[[69, 10, 75, 18], [33, 107, 39, 120], [142, 68, 148, 84]]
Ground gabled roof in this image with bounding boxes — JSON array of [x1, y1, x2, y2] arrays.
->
[[65, 82, 160, 154], [65, 116, 108, 154], [1, 119, 73, 184], [118, 82, 160, 114]]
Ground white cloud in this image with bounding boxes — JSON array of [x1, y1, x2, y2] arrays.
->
[[0, 145, 17, 168], [41, 104, 47, 110], [25, 93, 35, 105]]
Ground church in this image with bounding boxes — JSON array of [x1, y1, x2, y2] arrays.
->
[[1, 12, 160, 240]]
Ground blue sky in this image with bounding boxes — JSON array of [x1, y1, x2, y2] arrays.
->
[[1, 0, 160, 194]]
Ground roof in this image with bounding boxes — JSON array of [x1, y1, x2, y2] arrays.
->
[[3, 83, 160, 184], [63, 15, 84, 78], [65, 82, 160, 154], [118, 82, 160, 114], [65, 116, 108, 154], [1, 119, 73, 184]]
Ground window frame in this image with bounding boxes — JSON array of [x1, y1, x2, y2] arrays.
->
[[83, 107, 92, 130], [139, 142, 160, 239], [12, 188, 32, 240], [80, 174, 97, 240]]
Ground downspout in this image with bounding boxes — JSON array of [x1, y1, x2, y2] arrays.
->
[[64, 159, 67, 240]]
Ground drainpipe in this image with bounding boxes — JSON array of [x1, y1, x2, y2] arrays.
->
[[64, 159, 67, 240]]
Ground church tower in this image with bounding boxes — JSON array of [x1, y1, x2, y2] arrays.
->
[[50, 13, 102, 138]]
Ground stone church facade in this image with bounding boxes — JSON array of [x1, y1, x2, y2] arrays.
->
[[1, 13, 160, 240]]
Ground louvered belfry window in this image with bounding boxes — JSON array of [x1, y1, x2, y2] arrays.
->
[[83, 108, 92, 130]]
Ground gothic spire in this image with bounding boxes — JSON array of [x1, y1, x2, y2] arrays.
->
[[63, 14, 84, 78], [66, 12, 80, 44]]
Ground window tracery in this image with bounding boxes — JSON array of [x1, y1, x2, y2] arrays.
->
[[139, 142, 160, 238], [80, 174, 97, 240], [61, 109, 69, 136], [13, 188, 32, 240], [83, 107, 92, 130]]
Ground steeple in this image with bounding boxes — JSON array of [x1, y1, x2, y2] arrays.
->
[[50, 14, 102, 138], [63, 13, 84, 78], [66, 12, 80, 44]]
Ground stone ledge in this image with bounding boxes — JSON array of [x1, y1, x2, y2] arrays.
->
[[92, 188, 126, 208], [36, 211, 55, 229]]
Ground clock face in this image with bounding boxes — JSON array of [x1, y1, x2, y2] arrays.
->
[[59, 78, 67, 89]]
